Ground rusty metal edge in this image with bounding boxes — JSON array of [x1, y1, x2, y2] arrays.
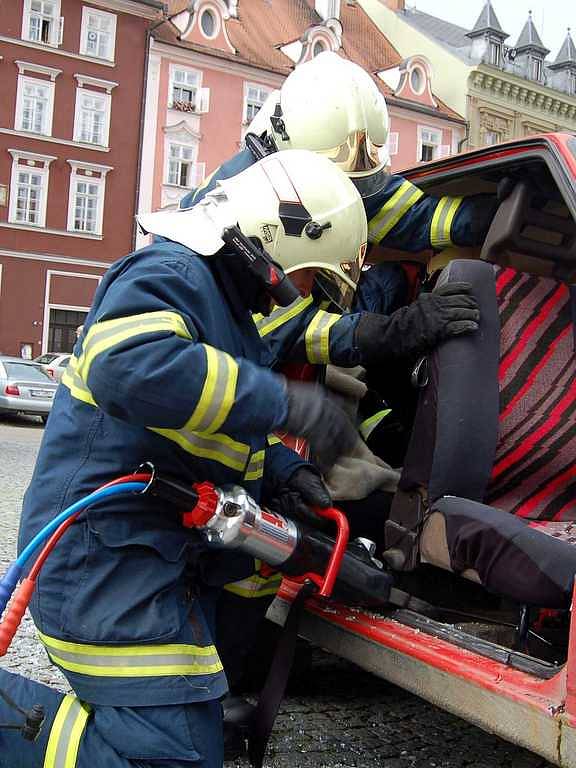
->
[[268, 597, 573, 767]]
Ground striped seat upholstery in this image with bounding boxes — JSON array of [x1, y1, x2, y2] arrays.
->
[[485, 267, 576, 523]]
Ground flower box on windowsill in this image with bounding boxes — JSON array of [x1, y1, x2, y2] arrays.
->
[[170, 100, 196, 113]]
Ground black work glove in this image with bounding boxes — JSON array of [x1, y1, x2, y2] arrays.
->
[[356, 281, 480, 363], [271, 468, 332, 530], [280, 382, 359, 474]]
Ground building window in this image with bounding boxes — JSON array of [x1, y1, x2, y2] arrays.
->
[[167, 143, 198, 187], [484, 130, 501, 146], [23, 0, 62, 46], [418, 126, 442, 162], [244, 84, 270, 124], [73, 180, 101, 232], [8, 151, 54, 228], [489, 41, 501, 67], [15, 76, 55, 135], [14, 171, 44, 224], [313, 39, 327, 57], [73, 89, 111, 146], [199, 8, 217, 38], [531, 56, 543, 81], [67, 162, 111, 235], [570, 72, 576, 96], [80, 7, 117, 61], [386, 131, 399, 157], [170, 67, 200, 111], [410, 67, 424, 93]]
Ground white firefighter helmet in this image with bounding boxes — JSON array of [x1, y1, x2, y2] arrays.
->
[[137, 149, 367, 306], [248, 52, 390, 182]]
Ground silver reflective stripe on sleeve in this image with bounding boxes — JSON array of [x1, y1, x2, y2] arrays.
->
[[184, 345, 238, 434], [430, 196, 463, 249], [368, 181, 424, 244], [254, 295, 314, 337], [44, 695, 90, 768], [305, 310, 340, 364]]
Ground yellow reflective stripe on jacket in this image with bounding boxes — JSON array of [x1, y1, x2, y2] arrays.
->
[[244, 449, 265, 481], [184, 345, 238, 434], [267, 434, 282, 446], [368, 181, 424, 244], [359, 408, 392, 440], [39, 632, 223, 678], [254, 295, 314, 338], [151, 426, 250, 472], [224, 571, 283, 598], [305, 310, 340, 364], [62, 354, 250, 473], [44, 694, 90, 768], [61, 356, 96, 407], [76, 311, 192, 383], [430, 196, 463, 250]]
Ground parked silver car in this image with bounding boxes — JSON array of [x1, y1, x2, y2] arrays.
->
[[0, 356, 58, 423], [34, 352, 71, 382]]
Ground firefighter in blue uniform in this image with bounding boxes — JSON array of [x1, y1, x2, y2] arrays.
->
[[181, 52, 498, 317], [0, 151, 374, 768], [176, 54, 489, 721]]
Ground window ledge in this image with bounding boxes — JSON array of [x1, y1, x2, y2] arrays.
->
[[0, 35, 115, 67], [163, 183, 193, 190], [0, 128, 110, 152], [0, 221, 103, 239]]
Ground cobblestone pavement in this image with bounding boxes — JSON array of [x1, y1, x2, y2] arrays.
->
[[0, 419, 554, 767]]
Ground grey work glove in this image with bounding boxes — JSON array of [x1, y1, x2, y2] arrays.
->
[[356, 281, 480, 363], [271, 468, 332, 530], [280, 382, 359, 474]]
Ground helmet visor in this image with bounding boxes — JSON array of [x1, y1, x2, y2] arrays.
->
[[318, 130, 383, 176], [310, 243, 367, 312]]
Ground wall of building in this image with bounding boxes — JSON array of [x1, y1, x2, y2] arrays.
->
[[0, 0, 153, 355], [388, 106, 464, 170], [359, 0, 472, 117]]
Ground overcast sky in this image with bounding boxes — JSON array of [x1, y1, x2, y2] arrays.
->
[[407, 0, 572, 60]]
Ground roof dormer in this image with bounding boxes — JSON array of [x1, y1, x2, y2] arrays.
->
[[379, 55, 437, 109], [466, 0, 508, 68], [175, 0, 235, 54], [281, 19, 342, 65], [514, 11, 549, 83]]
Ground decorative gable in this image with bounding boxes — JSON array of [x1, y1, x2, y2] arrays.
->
[[178, 0, 235, 54], [380, 56, 437, 108]]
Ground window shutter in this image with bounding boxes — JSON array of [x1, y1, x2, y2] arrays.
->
[[387, 132, 399, 156], [58, 16, 64, 45], [196, 87, 210, 114]]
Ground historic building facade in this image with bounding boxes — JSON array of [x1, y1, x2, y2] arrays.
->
[[136, 0, 466, 241], [362, 0, 576, 150], [0, 0, 164, 357]]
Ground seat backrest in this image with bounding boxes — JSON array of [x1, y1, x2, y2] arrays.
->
[[399, 259, 576, 521], [485, 267, 576, 520]]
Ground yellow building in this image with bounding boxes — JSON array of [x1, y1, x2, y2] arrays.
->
[[360, 0, 576, 150]]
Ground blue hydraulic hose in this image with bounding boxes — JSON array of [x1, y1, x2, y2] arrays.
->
[[18, 482, 146, 566], [0, 482, 146, 616]]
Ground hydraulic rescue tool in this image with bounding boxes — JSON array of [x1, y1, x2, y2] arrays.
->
[[0, 465, 392, 753]]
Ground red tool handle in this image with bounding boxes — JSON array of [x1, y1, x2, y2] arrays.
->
[[0, 578, 35, 656], [291, 506, 350, 599]]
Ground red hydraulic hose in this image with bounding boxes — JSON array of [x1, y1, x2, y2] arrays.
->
[[0, 473, 152, 655]]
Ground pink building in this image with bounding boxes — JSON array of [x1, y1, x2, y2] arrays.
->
[[137, 0, 466, 234]]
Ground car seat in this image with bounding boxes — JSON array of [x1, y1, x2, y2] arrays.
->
[[384, 259, 576, 608]]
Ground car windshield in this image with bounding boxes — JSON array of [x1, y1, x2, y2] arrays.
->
[[34, 354, 58, 365], [4, 363, 54, 382]]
